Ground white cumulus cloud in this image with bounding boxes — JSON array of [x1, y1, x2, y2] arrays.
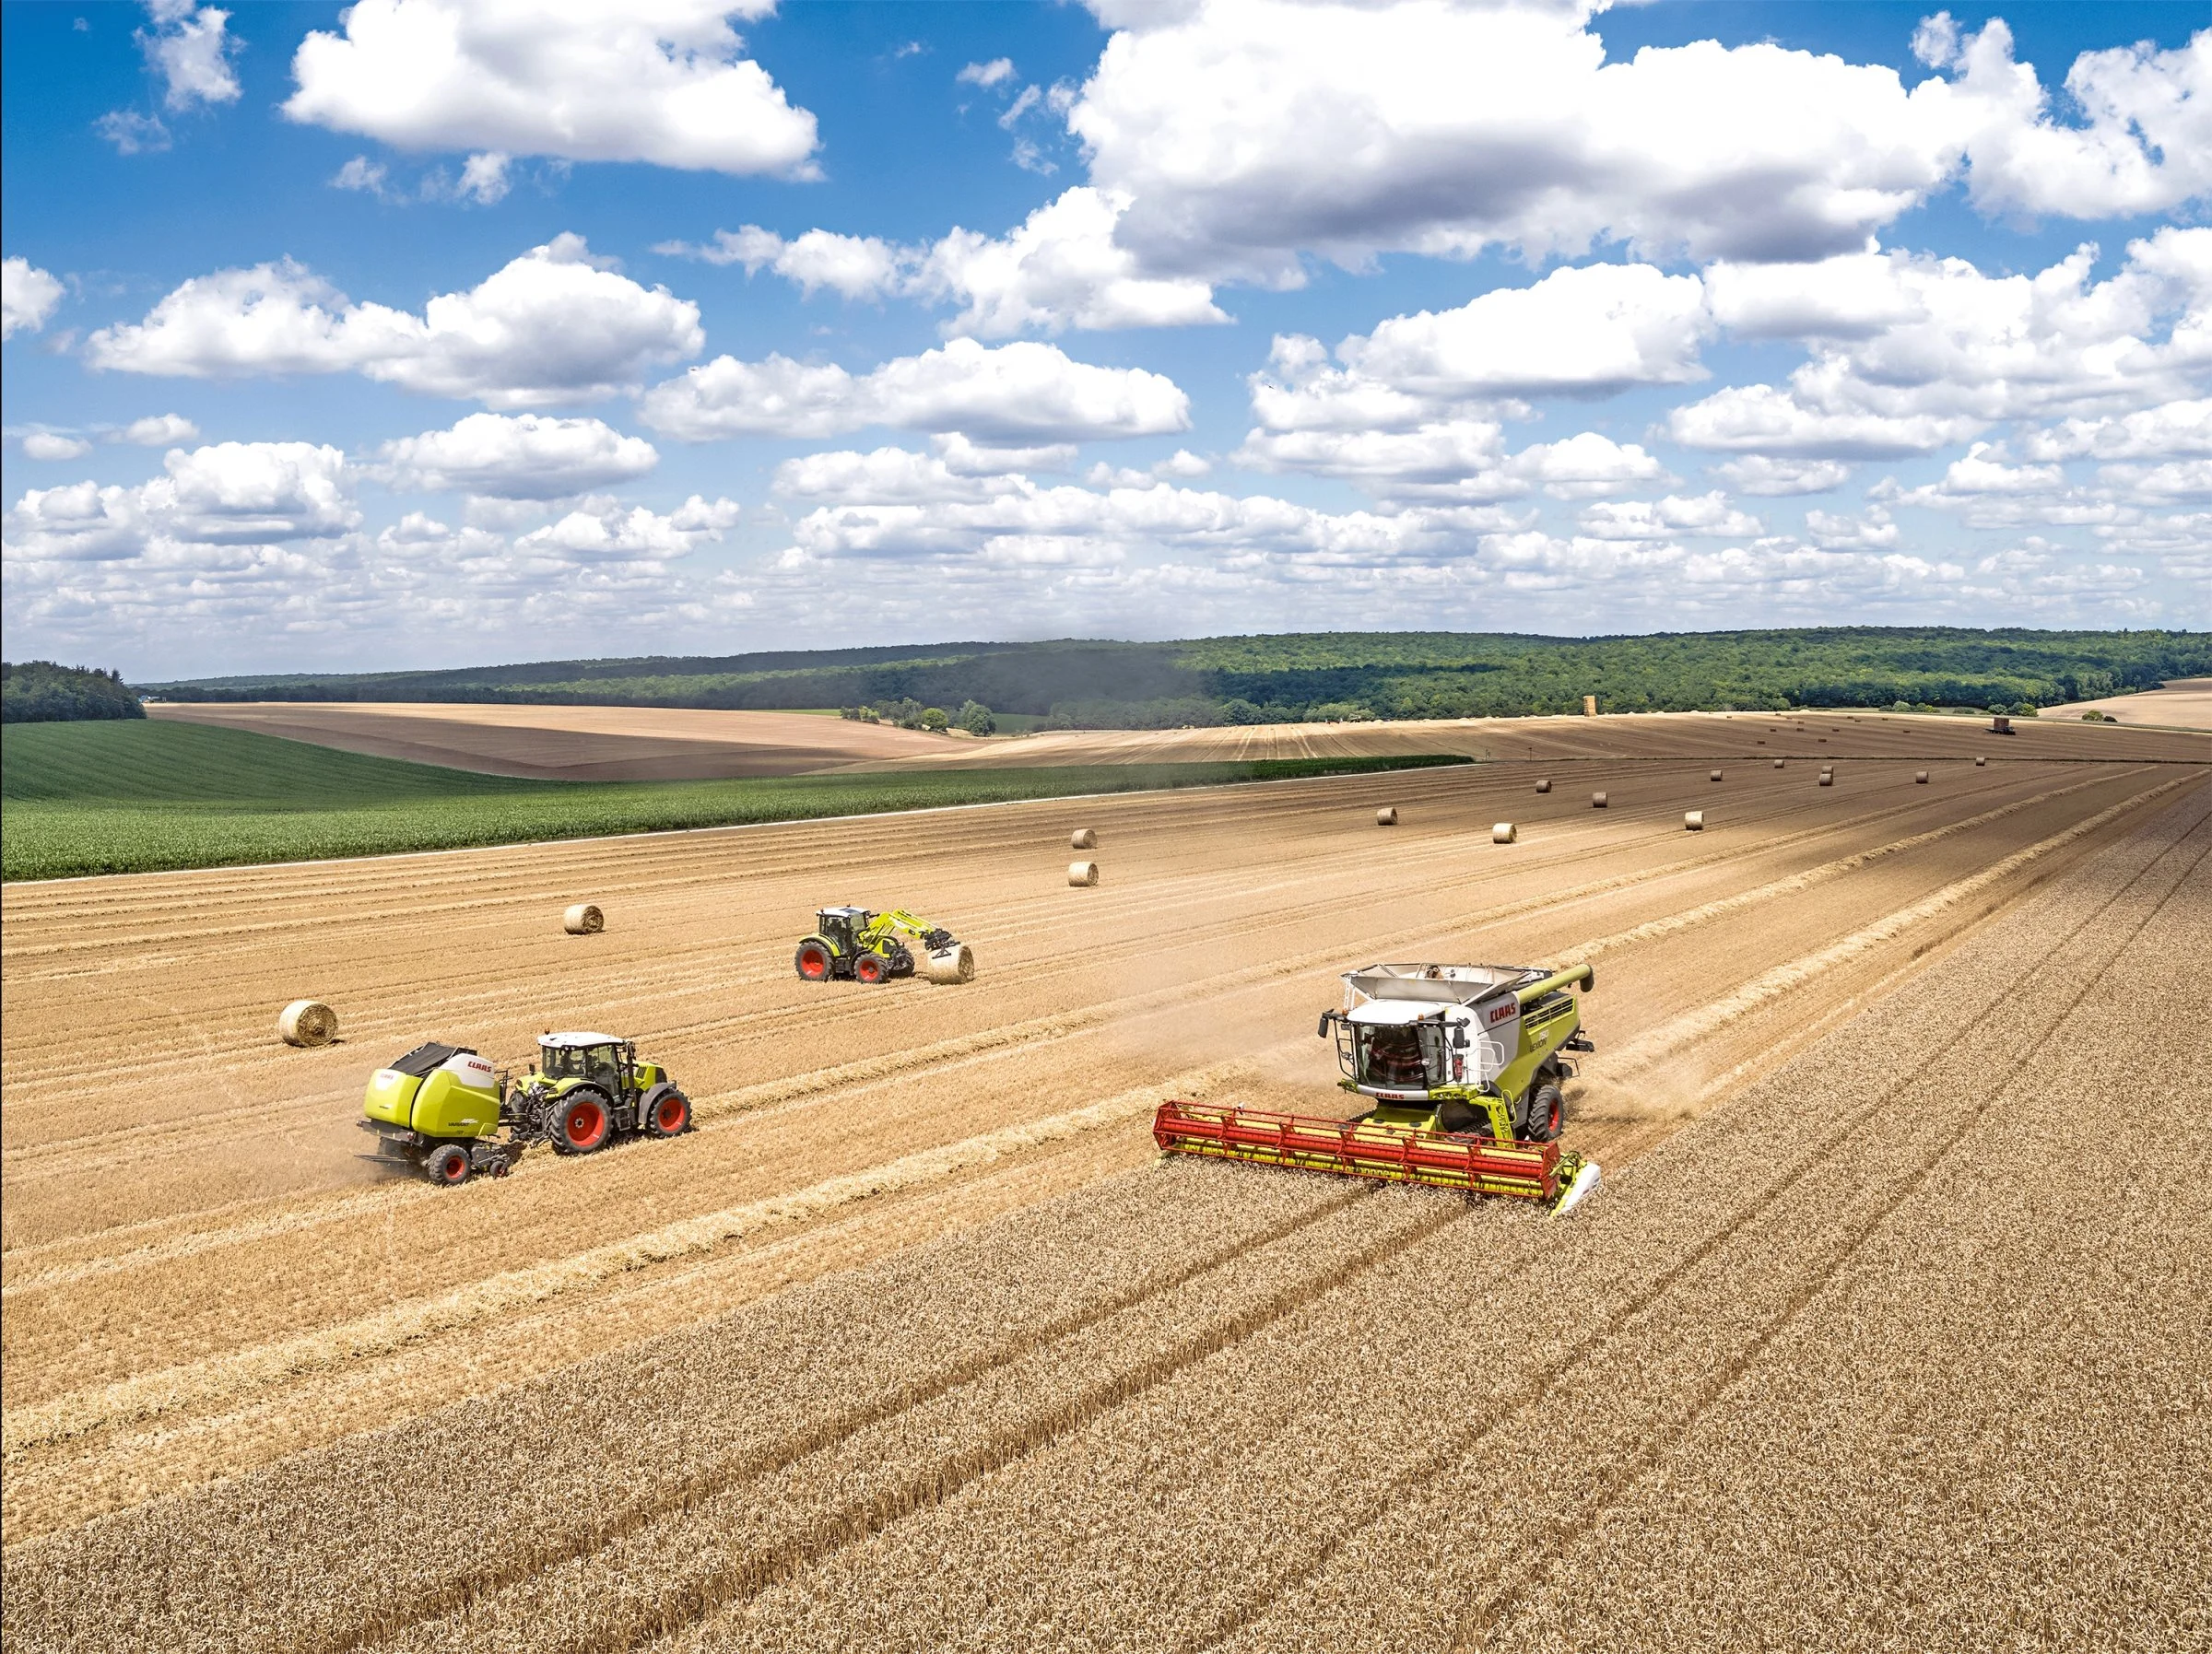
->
[[112, 413, 203, 446], [639, 337, 1191, 442], [5, 441, 358, 563], [141, 1, 241, 111], [1670, 230, 2212, 458], [373, 413, 661, 499], [85, 235, 704, 407], [515, 493, 739, 560], [284, 0, 819, 177], [19, 432, 93, 462], [3, 259, 65, 341]]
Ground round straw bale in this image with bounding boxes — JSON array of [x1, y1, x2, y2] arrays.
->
[[1067, 861, 1100, 886], [1773, 758, 1785, 768], [562, 903, 605, 935], [1491, 822, 1517, 844], [1684, 810, 1704, 831], [277, 1000, 337, 1048], [1818, 772, 1834, 786], [1069, 827, 1097, 850], [1915, 769, 1930, 783], [1591, 791, 1608, 808], [1710, 769, 1724, 781], [919, 944, 977, 985], [1376, 806, 1397, 827], [1535, 778, 1551, 794], [1976, 755, 1987, 766]]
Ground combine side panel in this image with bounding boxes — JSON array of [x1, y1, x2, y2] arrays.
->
[[1152, 1101, 1559, 1203]]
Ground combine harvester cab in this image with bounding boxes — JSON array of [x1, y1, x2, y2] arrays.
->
[[1154, 962, 1603, 1215]]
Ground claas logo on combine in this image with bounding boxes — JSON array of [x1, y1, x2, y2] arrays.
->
[[1488, 1002, 1517, 1026]]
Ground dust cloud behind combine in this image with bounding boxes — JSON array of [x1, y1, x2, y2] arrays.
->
[[4, 710, 2206, 1651]]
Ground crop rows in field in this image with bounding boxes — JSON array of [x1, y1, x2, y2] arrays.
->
[[6, 785, 2203, 1654], [3, 746, 2201, 1557]]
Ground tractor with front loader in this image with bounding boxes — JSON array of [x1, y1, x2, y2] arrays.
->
[[794, 906, 975, 984], [1153, 961, 1604, 1214], [359, 1031, 692, 1187]]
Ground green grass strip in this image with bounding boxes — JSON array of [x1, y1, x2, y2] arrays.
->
[[1, 722, 1466, 881]]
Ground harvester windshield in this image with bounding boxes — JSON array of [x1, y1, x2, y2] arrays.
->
[[1353, 1023, 1446, 1088]]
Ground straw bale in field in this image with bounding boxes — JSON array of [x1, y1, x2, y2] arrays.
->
[[562, 903, 605, 934], [1375, 807, 1397, 826], [1685, 811, 1704, 831], [1491, 823, 1516, 844], [276, 1000, 336, 1048], [1067, 862, 1100, 886], [1591, 792, 1608, 808]]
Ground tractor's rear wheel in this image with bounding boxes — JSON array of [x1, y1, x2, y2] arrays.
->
[[794, 941, 833, 980], [645, 1085, 691, 1138], [853, 952, 888, 984], [424, 1143, 472, 1187], [1524, 1082, 1564, 1143], [553, 1086, 613, 1155]]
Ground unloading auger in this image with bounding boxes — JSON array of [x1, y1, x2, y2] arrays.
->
[[1153, 962, 1603, 1215]]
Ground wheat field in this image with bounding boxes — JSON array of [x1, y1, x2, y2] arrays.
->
[[4, 714, 2206, 1652]]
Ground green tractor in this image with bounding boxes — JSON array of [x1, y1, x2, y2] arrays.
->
[[359, 1031, 692, 1187], [794, 906, 975, 984]]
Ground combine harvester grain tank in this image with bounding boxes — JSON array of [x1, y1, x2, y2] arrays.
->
[[1155, 962, 1603, 1215]]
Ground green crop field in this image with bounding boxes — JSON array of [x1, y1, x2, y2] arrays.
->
[[0, 721, 1466, 882]]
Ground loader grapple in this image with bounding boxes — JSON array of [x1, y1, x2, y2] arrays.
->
[[1153, 1099, 1580, 1205]]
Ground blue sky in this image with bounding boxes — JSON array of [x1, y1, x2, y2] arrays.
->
[[3, 0, 2206, 679]]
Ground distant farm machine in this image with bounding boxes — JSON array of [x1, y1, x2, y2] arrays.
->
[[794, 906, 976, 984], [359, 1031, 692, 1186], [1154, 962, 1603, 1214]]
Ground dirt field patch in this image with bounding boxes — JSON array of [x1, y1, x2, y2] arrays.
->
[[2036, 675, 2212, 731], [147, 701, 949, 780]]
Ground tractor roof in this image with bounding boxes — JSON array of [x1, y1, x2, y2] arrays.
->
[[539, 1031, 625, 1048], [819, 905, 871, 918]]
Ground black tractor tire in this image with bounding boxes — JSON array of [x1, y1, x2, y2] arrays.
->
[[1523, 1082, 1565, 1143], [794, 940, 834, 980], [643, 1085, 692, 1138], [853, 952, 889, 984], [552, 1085, 614, 1155], [423, 1143, 473, 1187]]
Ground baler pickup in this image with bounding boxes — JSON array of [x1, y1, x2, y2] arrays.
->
[[1153, 1100, 1600, 1213]]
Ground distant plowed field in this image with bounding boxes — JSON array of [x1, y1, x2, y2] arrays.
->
[[4, 725, 2206, 1651], [150, 699, 2211, 778]]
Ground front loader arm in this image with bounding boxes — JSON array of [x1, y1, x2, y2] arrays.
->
[[870, 909, 957, 950]]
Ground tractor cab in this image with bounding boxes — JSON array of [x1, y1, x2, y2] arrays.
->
[[815, 907, 873, 956], [535, 1032, 637, 1097]]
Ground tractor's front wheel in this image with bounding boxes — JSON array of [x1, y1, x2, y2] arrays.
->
[[644, 1085, 691, 1138], [423, 1143, 473, 1187], [1523, 1082, 1564, 1143], [553, 1086, 613, 1155], [794, 940, 834, 980], [853, 952, 889, 984]]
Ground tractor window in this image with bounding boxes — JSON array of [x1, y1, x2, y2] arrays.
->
[[1354, 1023, 1445, 1090]]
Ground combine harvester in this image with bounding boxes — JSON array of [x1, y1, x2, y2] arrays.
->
[[1155, 962, 1604, 1215]]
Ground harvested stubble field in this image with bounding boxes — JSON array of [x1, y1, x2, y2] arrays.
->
[[3, 715, 2206, 1654]]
